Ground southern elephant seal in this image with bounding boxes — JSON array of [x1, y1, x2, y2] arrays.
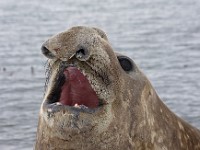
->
[[35, 26, 200, 150]]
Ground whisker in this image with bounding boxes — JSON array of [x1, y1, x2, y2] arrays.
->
[[44, 60, 52, 95]]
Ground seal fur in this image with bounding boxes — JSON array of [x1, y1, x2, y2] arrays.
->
[[35, 26, 200, 150]]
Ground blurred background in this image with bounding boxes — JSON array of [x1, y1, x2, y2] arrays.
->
[[0, 0, 200, 149]]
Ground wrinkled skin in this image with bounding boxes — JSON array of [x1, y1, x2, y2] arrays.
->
[[35, 26, 200, 150]]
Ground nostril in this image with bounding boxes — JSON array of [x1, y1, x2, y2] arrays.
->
[[77, 49, 85, 56], [41, 45, 55, 59], [41, 45, 49, 55], [76, 48, 89, 61]]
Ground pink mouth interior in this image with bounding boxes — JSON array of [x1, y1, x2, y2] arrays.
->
[[59, 67, 99, 108]]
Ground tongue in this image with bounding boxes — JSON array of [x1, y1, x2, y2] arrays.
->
[[59, 67, 99, 108]]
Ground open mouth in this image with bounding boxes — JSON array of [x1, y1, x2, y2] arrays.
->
[[45, 65, 104, 112], [59, 66, 99, 108]]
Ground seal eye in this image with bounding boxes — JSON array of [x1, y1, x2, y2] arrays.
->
[[117, 56, 133, 72]]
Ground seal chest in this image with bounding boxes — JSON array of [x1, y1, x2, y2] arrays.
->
[[35, 26, 200, 150]]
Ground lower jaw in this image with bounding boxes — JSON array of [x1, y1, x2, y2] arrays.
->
[[42, 100, 105, 115]]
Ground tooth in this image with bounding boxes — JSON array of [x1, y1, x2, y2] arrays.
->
[[74, 104, 80, 108], [56, 102, 62, 105], [47, 108, 52, 112]]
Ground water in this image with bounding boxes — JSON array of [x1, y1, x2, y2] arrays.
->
[[0, 0, 200, 149]]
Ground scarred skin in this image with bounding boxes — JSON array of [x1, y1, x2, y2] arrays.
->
[[35, 26, 200, 150]]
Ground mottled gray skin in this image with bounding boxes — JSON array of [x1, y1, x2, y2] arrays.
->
[[35, 26, 200, 150]]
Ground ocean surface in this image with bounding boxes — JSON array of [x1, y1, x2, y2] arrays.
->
[[0, 0, 200, 149]]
